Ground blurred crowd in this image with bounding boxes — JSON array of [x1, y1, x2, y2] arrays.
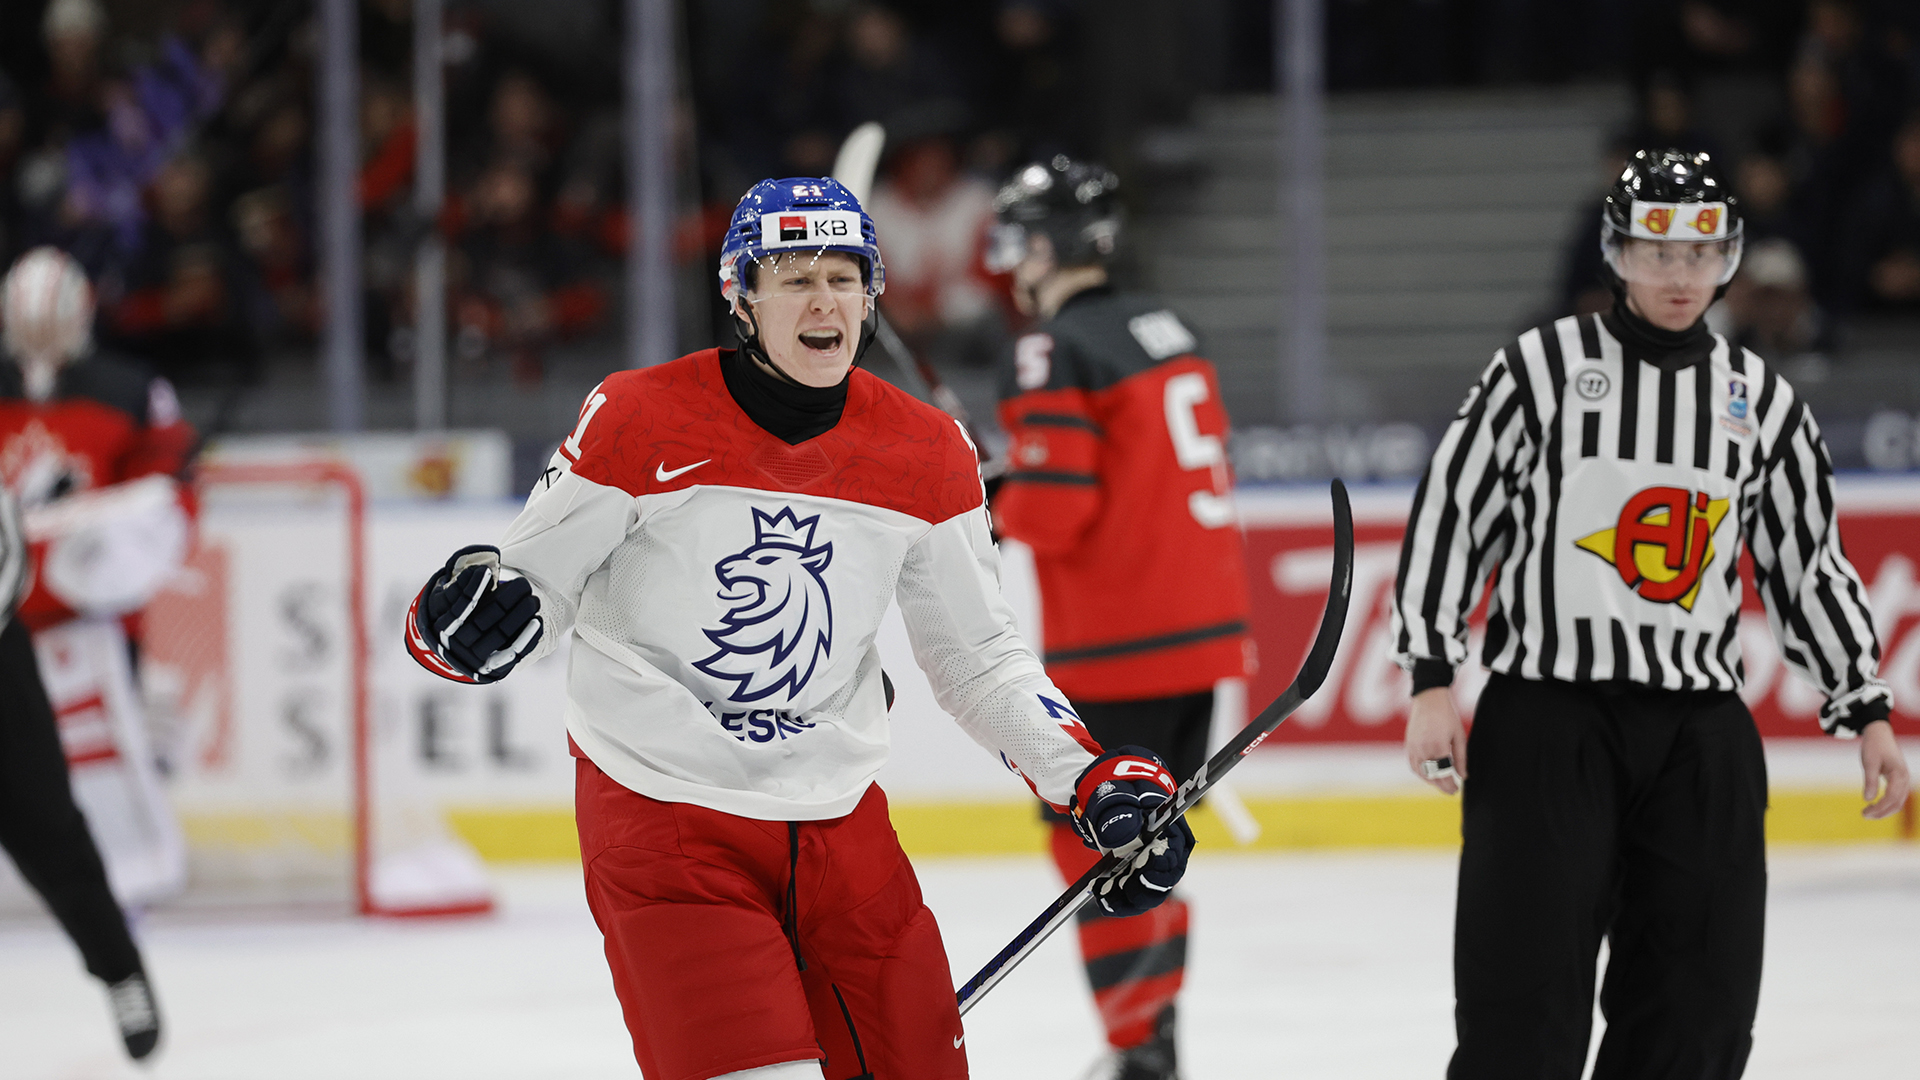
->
[[4, 0, 1916, 403], [1560, 0, 1920, 361], [686, 0, 1099, 371], [0, 0, 631, 389], [0, 0, 1093, 390]]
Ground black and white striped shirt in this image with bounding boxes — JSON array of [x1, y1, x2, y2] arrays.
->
[[1390, 310, 1891, 734]]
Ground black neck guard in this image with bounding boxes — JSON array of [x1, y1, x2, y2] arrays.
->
[[1603, 297, 1715, 368], [719, 347, 848, 445]]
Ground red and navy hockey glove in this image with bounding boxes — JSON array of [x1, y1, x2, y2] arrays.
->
[[406, 545, 543, 684], [1070, 746, 1195, 917]]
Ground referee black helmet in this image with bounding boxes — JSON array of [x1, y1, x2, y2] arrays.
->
[[1600, 149, 1744, 295]]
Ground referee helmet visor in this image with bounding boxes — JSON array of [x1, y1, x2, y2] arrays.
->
[[1604, 231, 1744, 289]]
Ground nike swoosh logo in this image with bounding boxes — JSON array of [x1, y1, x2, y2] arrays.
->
[[655, 459, 710, 482], [953, 1035, 965, 1049]]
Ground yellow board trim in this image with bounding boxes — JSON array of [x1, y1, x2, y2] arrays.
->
[[442, 789, 1911, 863]]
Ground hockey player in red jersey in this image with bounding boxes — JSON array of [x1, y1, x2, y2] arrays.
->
[[407, 178, 1195, 1080], [988, 157, 1252, 1080]]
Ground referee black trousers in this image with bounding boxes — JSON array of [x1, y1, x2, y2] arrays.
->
[[0, 618, 144, 984], [1449, 674, 1767, 1080]]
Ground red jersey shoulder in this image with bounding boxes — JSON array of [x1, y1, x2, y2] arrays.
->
[[562, 351, 982, 524], [563, 350, 736, 493], [832, 369, 983, 524]]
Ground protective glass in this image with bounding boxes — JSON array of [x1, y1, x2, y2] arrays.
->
[[1603, 233, 1744, 289]]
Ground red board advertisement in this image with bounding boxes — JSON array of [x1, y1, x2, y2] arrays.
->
[[1239, 480, 1920, 742]]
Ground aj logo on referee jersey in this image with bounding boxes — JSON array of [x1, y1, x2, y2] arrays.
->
[[1575, 486, 1730, 611], [695, 507, 834, 703]]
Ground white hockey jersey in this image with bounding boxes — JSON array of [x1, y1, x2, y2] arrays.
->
[[483, 349, 1099, 820]]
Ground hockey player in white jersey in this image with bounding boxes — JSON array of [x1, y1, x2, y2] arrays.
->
[[407, 177, 1195, 1080], [1392, 149, 1910, 1079]]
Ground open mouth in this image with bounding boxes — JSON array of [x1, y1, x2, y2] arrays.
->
[[798, 328, 843, 353]]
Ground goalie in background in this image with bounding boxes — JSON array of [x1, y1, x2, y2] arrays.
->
[[0, 485, 163, 1060], [0, 246, 197, 911]]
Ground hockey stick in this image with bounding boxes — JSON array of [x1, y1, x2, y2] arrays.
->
[[955, 477, 1355, 1016]]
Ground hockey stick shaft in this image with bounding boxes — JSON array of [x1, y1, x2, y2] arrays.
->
[[955, 478, 1355, 1015]]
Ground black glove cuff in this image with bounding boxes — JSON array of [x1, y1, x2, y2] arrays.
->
[[1410, 658, 1455, 695], [1828, 697, 1891, 737]]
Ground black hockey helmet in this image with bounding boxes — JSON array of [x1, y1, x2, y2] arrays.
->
[[1599, 148, 1744, 294], [986, 155, 1122, 272]]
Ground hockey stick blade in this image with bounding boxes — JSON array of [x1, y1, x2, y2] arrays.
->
[[831, 121, 886, 205], [956, 478, 1354, 1016]]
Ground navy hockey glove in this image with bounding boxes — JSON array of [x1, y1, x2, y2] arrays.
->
[[406, 545, 543, 684], [1070, 746, 1195, 917]]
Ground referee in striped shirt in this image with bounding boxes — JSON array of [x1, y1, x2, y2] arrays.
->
[[1390, 149, 1910, 1079]]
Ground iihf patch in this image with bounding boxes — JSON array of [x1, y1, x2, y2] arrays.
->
[[1727, 378, 1749, 419]]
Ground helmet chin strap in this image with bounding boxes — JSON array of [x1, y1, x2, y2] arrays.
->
[[733, 301, 805, 387]]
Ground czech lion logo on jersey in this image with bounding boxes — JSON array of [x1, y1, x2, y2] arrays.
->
[[1575, 486, 1730, 611], [695, 507, 834, 703]]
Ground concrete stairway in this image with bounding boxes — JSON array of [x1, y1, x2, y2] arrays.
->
[[1133, 86, 1629, 427]]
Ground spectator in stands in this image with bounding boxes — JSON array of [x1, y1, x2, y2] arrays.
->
[[1557, 136, 1636, 317], [109, 151, 256, 381], [1715, 236, 1828, 357], [834, 5, 965, 141], [230, 185, 313, 346], [1627, 71, 1723, 161], [866, 126, 1003, 370], [1784, 0, 1910, 302], [0, 71, 24, 262], [479, 71, 562, 193], [979, 1, 1082, 166], [1839, 113, 1920, 313], [39, 0, 108, 144], [359, 76, 416, 381], [767, 5, 844, 176], [450, 158, 606, 383], [1733, 146, 1799, 245]]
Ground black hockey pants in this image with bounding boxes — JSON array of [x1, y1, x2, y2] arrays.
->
[[1449, 673, 1767, 1080], [0, 618, 144, 984]]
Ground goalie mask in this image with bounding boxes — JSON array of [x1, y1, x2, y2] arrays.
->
[[718, 177, 885, 376], [2, 246, 94, 402], [1600, 149, 1744, 294]]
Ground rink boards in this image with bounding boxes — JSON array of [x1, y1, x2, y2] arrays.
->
[[155, 478, 1920, 864]]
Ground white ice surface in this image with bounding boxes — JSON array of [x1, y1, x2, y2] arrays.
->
[[2, 847, 1916, 1079]]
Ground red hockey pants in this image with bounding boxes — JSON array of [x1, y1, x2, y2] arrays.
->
[[575, 758, 968, 1080]]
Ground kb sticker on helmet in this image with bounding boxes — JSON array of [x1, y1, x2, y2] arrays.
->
[[759, 210, 862, 250]]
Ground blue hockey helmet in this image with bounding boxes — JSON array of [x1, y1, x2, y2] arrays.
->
[[718, 178, 886, 303]]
